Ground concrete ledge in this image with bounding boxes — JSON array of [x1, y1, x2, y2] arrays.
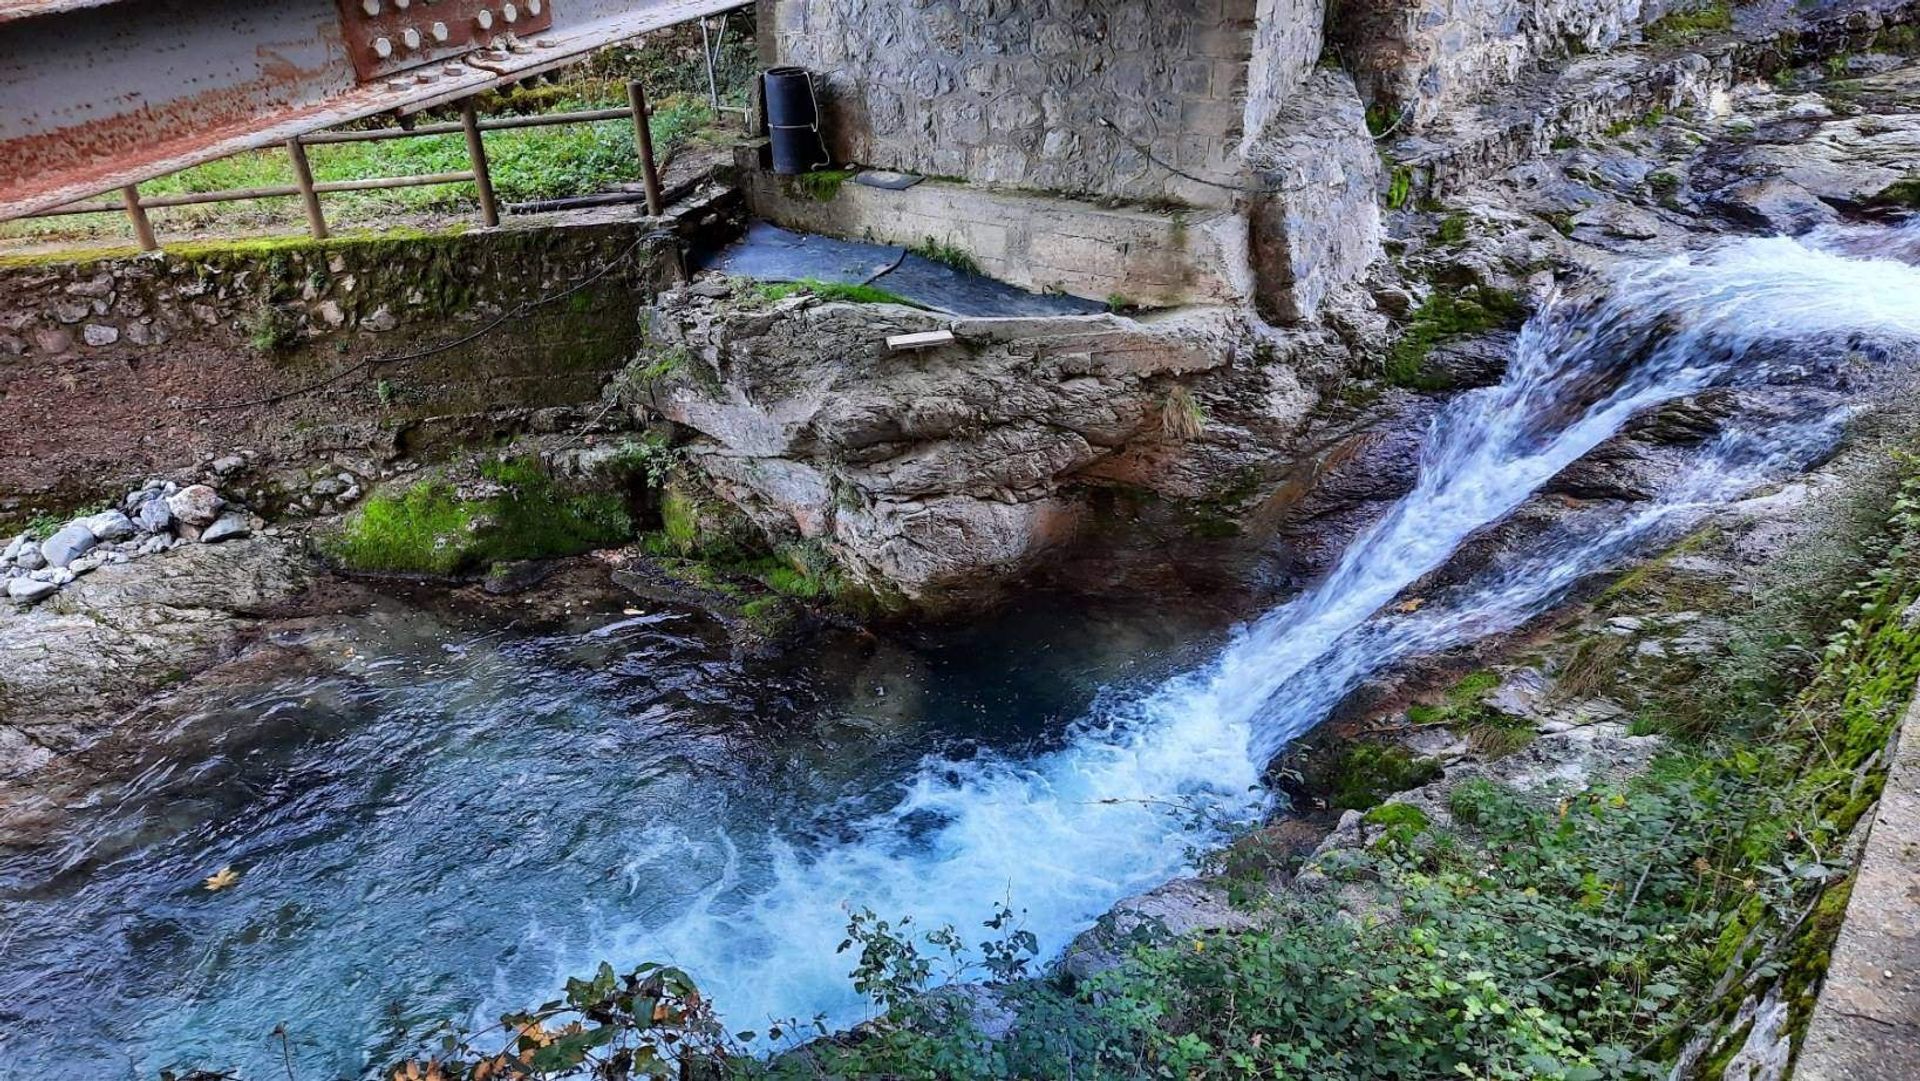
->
[[1797, 681, 1920, 1079], [741, 165, 1250, 309]]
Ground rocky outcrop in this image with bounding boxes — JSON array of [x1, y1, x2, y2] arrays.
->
[[0, 534, 311, 776], [1245, 68, 1386, 324], [638, 282, 1351, 609]]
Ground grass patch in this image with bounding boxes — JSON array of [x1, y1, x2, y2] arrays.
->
[[1384, 285, 1527, 389], [1161, 384, 1207, 441], [789, 168, 856, 201], [908, 235, 981, 274]]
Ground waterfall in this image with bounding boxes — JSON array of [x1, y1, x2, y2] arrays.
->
[[537, 222, 1920, 1038]]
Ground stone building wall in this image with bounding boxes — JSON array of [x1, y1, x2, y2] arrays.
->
[[760, 0, 1322, 207]]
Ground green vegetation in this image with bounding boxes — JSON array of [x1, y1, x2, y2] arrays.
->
[[245, 304, 302, 355], [1161, 384, 1208, 441], [1605, 106, 1669, 139], [908, 235, 982, 275], [1405, 669, 1536, 759], [324, 457, 631, 576], [1436, 213, 1470, 245], [1869, 176, 1920, 209], [1385, 285, 1528, 389], [1286, 739, 1444, 812], [789, 168, 856, 202], [1386, 164, 1415, 210], [1646, 1, 1733, 46], [754, 278, 924, 308]]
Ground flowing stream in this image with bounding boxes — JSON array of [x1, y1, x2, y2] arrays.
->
[[4, 221, 1920, 1078]]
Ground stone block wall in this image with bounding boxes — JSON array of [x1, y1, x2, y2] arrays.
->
[[760, 0, 1317, 208], [0, 216, 678, 513]]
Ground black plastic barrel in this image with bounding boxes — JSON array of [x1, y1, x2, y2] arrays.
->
[[764, 66, 829, 175]]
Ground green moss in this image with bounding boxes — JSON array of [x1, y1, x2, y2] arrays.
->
[[325, 457, 632, 576], [1386, 165, 1414, 210], [1646, 2, 1732, 46], [659, 484, 703, 556], [754, 279, 926, 308], [1326, 743, 1444, 811], [1436, 215, 1469, 245], [1362, 802, 1430, 831], [1384, 286, 1527, 389], [1869, 177, 1920, 209], [246, 305, 302, 355]]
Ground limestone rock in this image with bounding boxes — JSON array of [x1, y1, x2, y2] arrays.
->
[[82, 509, 136, 542], [199, 514, 252, 544], [39, 522, 97, 568], [133, 495, 173, 534], [6, 577, 56, 603], [166, 484, 225, 528], [0, 539, 310, 771]]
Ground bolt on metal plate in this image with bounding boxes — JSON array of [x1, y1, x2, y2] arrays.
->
[[334, 0, 553, 82]]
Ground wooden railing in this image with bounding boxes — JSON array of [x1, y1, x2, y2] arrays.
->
[[19, 81, 671, 250]]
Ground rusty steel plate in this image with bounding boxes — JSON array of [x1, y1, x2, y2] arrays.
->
[[0, 0, 746, 221], [336, 0, 556, 82]]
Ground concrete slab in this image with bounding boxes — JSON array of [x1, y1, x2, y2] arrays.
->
[[1797, 683, 1920, 1079]]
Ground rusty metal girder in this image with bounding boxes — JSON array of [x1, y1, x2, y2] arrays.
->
[[0, 0, 748, 221]]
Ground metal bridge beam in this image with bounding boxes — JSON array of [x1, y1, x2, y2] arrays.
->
[[0, 0, 748, 221]]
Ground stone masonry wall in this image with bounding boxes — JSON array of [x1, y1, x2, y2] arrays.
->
[[760, 0, 1316, 208], [1332, 0, 1695, 123], [0, 215, 678, 516]]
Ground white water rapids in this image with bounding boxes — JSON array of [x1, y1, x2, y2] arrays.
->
[[527, 222, 1920, 1039]]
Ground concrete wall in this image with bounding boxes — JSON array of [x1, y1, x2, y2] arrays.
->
[[760, 0, 1324, 208], [745, 169, 1249, 307], [0, 214, 679, 514]]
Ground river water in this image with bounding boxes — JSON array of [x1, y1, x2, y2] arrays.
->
[[5, 221, 1920, 1079]]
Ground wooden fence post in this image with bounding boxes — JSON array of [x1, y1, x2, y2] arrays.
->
[[119, 184, 157, 251], [285, 137, 329, 241], [627, 80, 664, 217], [461, 99, 500, 227]]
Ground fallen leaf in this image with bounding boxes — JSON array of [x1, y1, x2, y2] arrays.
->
[[1394, 597, 1426, 614], [203, 866, 241, 892]]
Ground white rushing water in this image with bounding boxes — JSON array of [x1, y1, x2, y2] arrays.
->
[[532, 222, 1920, 1038]]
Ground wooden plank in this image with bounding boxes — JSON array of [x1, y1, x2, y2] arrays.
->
[[886, 329, 955, 351]]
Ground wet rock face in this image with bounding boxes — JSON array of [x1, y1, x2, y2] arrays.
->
[[0, 537, 310, 776], [638, 282, 1358, 610]]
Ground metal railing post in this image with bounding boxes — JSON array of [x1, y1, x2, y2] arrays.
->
[[627, 80, 664, 217], [700, 17, 722, 117], [119, 184, 157, 251], [285, 137, 329, 241], [461, 99, 500, 227]]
